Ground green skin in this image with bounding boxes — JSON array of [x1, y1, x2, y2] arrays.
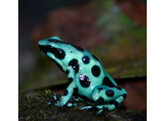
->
[[38, 36, 127, 112]]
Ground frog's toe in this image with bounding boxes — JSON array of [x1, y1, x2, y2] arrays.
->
[[55, 101, 66, 107], [54, 101, 60, 107], [67, 102, 77, 107], [53, 94, 58, 101], [96, 104, 116, 110], [80, 106, 92, 110], [97, 109, 103, 115]]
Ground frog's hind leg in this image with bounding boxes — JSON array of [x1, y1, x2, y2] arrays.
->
[[80, 85, 127, 113], [80, 94, 126, 114], [91, 85, 127, 105]]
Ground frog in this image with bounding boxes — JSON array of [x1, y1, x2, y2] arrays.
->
[[38, 36, 127, 113]]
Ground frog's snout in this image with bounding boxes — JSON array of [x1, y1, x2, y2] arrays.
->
[[38, 39, 46, 46]]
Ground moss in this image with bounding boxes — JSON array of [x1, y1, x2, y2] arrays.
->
[[19, 90, 146, 121]]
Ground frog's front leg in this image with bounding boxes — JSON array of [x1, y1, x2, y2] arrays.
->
[[55, 81, 76, 107], [55, 67, 76, 107], [80, 85, 127, 111]]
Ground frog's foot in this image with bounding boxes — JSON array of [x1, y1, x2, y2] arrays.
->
[[80, 90, 127, 114], [80, 104, 116, 115], [53, 94, 61, 106], [54, 80, 77, 107], [54, 98, 78, 107], [53, 94, 58, 101], [53, 94, 69, 107]]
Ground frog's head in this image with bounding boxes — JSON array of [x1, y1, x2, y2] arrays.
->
[[38, 36, 64, 58], [38, 36, 69, 72], [38, 36, 84, 72]]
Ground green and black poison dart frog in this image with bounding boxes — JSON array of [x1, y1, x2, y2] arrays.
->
[[38, 36, 127, 112]]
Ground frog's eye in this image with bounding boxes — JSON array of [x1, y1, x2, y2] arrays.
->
[[51, 48, 65, 60], [39, 45, 52, 54]]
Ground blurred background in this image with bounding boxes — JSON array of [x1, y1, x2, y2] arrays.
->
[[19, 0, 146, 111]]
